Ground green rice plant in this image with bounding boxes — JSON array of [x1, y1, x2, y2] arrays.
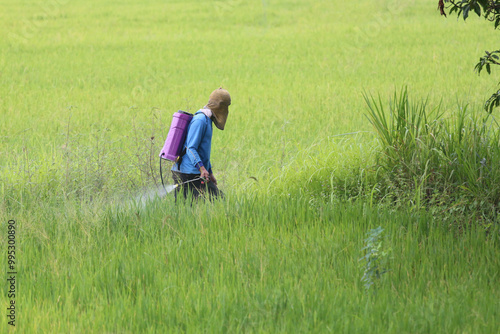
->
[[2, 190, 498, 333]]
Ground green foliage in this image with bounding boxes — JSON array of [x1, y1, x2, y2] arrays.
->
[[359, 226, 391, 293], [440, 0, 500, 112], [364, 88, 443, 172], [365, 88, 500, 226], [442, 0, 500, 24]]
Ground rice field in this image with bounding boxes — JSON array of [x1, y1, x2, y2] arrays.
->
[[1, 0, 499, 332]]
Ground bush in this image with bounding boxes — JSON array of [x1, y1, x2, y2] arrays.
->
[[365, 88, 500, 227]]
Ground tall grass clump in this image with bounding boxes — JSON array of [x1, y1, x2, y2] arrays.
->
[[365, 88, 500, 227]]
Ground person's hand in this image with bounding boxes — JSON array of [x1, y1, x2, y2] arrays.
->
[[209, 173, 217, 185], [199, 166, 210, 182]]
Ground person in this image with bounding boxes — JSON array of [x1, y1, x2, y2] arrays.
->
[[171, 88, 231, 201]]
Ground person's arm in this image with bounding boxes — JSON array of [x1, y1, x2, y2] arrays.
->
[[199, 166, 210, 181], [184, 118, 206, 171]]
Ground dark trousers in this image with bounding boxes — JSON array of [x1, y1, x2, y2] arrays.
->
[[171, 171, 224, 202]]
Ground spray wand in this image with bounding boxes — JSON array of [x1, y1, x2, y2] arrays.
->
[[164, 177, 207, 194]]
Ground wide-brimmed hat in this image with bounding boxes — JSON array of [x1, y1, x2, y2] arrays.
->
[[206, 88, 231, 130]]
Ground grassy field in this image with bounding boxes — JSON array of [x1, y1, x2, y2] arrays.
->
[[1, 0, 499, 332]]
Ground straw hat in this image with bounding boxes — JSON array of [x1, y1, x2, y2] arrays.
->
[[206, 88, 231, 130]]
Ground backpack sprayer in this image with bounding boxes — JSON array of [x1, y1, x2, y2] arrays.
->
[[159, 111, 206, 194]]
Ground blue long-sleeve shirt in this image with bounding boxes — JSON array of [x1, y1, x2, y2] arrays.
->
[[172, 111, 213, 174]]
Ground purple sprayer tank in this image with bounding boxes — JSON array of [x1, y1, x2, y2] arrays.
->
[[159, 111, 193, 162]]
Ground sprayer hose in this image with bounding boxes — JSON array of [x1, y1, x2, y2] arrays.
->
[[160, 157, 167, 193]]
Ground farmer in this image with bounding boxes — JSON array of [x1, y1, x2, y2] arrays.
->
[[171, 88, 231, 201]]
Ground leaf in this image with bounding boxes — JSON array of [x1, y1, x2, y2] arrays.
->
[[475, 61, 482, 74], [477, 0, 489, 9], [463, 5, 470, 20], [485, 91, 500, 113], [486, 63, 491, 75], [473, 3, 481, 17]]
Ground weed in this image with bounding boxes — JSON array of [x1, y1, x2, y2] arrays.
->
[[359, 226, 391, 294]]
